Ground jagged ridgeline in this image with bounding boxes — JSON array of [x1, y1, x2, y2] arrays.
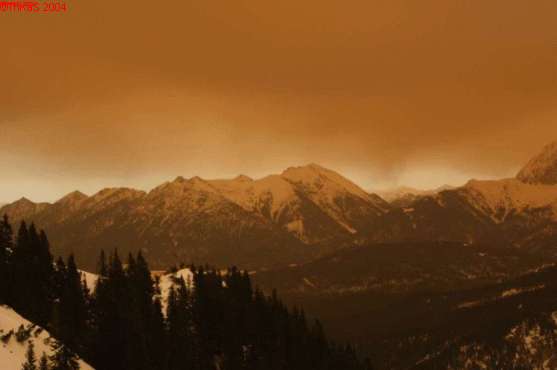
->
[[0, 216, 373, 370]]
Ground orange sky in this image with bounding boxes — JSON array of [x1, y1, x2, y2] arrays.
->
[[1, 0, 557, 202]]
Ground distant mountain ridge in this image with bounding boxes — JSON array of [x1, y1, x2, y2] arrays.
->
[[3, 142, 557, 270], [0, 164, 388, 269], [374, 185, 454, 208]]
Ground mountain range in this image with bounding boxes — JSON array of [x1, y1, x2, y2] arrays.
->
[[250, 141, 557, 369], [3, 141, 557, 369], [2, 142, 557, 271], [0, 164, 387, 269]]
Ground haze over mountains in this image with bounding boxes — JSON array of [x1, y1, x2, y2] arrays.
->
[[2, 142, 557, 271]]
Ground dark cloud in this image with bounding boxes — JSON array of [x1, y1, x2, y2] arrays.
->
[[1, 0, 556, 201]]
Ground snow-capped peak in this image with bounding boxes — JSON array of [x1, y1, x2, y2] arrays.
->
[[281, 163, 370, 200], [206, 174, 297, 216], [1, 164, 388, 245], [517, 141, 557, 185]]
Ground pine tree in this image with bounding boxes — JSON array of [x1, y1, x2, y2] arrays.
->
[[0, 214, 12, 253], [10, 222, 54, 325], [28, 224, 47, 324], [34, 227, 54, 326], [53, 257, 67, 294], [11, 221, 31, 313], [50, 257, 67, 342], [22, 340, 37, 370], [167, 277, 194, 370], [124, 251, 150, 370], [55, 255, 88, 353], [8, 235, 373, 370], [50, 340, 79, 370], [96, 250, 107, 277], [92, 250, 130, 370], [132, 251, 166, 370], [39, 353, 50, 370], [149, 296, 167, 370], [0, 214, 13, 304]]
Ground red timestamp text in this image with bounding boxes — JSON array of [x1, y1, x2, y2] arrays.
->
[[0, 1, 68, 13]]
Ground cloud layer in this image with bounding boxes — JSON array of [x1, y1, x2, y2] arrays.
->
[[1, 0, 556, 201]]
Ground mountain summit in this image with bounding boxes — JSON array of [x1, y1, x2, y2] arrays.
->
[[517, 141, 557, 185]]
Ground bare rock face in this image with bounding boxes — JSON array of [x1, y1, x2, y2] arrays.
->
[[517, 141, 557, 185]]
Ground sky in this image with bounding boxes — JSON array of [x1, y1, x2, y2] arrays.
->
[[1, 0, 557, 202]]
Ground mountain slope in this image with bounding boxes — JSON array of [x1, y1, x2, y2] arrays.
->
[[0, 305, 94, 370], [0, 198, 50, 222], [206, 164, 389, 243], [362, 178, 557, 250], [517, 141, 557, 185], [254, 243, 557, 370], [361, 142, 557, 248]]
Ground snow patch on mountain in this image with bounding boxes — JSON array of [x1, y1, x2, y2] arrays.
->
[[75, 268, 193, 316], [462, 178, 557, 222], [174, 164, 387, 238], [208, 174, 297, 217], [279, 164, 388, 233], [500, 284, 545, 298], [80, 270, 99, 291], [0, 306, 94, 370], [159, 268, 194, 314], [282, 163, 370, 201]]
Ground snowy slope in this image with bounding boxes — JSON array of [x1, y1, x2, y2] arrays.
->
[[158, 268, 194, 314], [80, 270, 99, 291], [281, 164, 371, 201], [279, 164, 389, 234], [0, 306, 94, 370], [208, 174, 298, 217], [462, 178, 557, 222], [146, 164, 389, 240]]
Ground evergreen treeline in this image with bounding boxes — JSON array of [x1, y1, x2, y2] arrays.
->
[[0, 216, 373, 370]]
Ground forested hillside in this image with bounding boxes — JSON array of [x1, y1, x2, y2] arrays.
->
[[0, 215, 372, 370]]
